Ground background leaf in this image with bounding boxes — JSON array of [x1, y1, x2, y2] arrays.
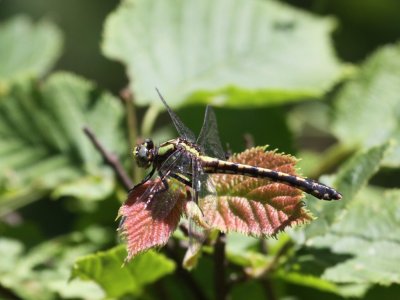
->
[[103, 0, 344, 107], [72, 245, 176, 298], [0, 229, 107, 300], [312, 190, 400, 287], [284, 143, 391, 297], [332, 43, 400, 167], [0, 16, 63, 93], [301, 142, 390, 240], [0, 72, 126, 214]]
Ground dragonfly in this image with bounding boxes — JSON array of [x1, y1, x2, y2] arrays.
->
[[122, 90, 342, 239]]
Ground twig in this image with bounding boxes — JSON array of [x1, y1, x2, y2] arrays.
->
[[309, 143, 354, 179], [214, 232, 228, 300], [83, 126, 133, 190], [261, 240, 293, 276], [228, 240, 293, 288]]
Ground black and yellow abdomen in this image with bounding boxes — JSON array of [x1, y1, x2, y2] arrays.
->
[[200, 156, 342, 201]]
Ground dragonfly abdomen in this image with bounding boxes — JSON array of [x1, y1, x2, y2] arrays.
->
[[201, 157, 342, 201]]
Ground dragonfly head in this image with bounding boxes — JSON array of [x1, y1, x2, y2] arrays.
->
[[133, 138, 155, 168]]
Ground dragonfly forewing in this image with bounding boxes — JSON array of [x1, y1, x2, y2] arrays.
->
[[156, 88, 196, 142], [197, 106, 226, 160]]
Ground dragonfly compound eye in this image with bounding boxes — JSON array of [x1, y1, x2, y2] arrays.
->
[[134, 143, 153, 168]]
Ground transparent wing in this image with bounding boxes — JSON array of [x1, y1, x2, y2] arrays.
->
[[186, 158, 218, 254], [118, 178, 179, 232], [156, 88, 196, 142], [141, 149, 194, 218], [119, 150, 188, 230], [197, 105, 225, 159], [197, 167, 218, 224]]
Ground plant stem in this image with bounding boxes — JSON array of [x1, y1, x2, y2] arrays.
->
[[263, 240, 293, 275], [214, 232, 228, 300], [83, 126, 133, 190], [228, 240, 293, 295], [120, 87, 141, 183], [141, 103, 160, 138], [309, 143, 354, 179]]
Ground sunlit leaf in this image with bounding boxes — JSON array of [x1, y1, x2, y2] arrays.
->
[[303, 142, 390, 239], [0, 230, 106, 300], [332, 43, 400, 166], [333, 143, 391, 201], [311, 190, 400, 287], [103, 0, 344, 107], [278, 245, 373, 298], [204, 147, 313, 237], [72, 245, 175, 298], [0, 16, 63, 93], [286, 143, 392, 297]]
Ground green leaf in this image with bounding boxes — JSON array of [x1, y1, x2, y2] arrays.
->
[[52, 169, 115, 201], [0, 238, 24, 274], [285, 143, 390, 297], [0, 16, 63, 93], [72, 245, 176, 298], [276, 271, 338, 293], [311, 190, 400, 287], [278, 245, 374, 297], [278, 270, 372, 298], [332, 42, 400, 167], [333, 142, 391, 201], [302, 142, 390, 239], [0, 230, 107, 300], [103, 0, 344, 107], [0, 72, 126, 213]]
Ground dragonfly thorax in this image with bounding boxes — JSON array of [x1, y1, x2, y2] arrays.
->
[[133, 138, 155, 168]]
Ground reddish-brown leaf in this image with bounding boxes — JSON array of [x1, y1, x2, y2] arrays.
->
[[119, 147, 314, 260], [203, 147, 313, 237], [118, 179, 186, 260]]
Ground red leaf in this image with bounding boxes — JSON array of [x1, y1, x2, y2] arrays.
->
[[118, 179, 185, 260], [119, 147, 314, 260], [203, 147, 313, 237]]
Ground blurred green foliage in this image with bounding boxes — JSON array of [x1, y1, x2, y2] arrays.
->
[[1, 0, 400, 299]]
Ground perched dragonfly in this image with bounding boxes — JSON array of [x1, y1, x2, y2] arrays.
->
[[131, 90, 342, 213]]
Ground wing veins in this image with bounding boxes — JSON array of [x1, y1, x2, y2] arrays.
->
[[156, 88, 196, 142], [197, 105, 225, 159]]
